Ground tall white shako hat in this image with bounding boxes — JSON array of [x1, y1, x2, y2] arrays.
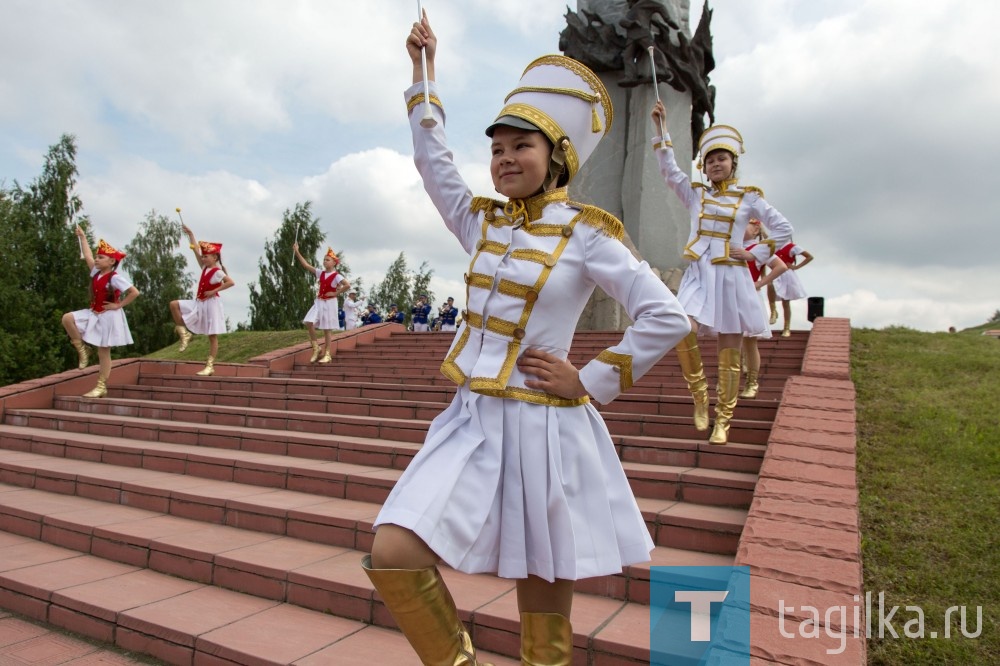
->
[[696, 124, 745, 170], [485, 55, 612, 183]]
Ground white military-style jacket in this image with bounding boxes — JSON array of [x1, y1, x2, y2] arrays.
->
[[653, 134, 793, 266], [408, 82, 690, 406]]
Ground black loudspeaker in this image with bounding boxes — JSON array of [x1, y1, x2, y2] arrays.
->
[[807, 296, 825, 322]]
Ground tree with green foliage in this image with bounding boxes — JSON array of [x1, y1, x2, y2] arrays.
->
[[0, 134, 92, 385], [412, 260, 435, 309], [247, 202, 353, 330], [122, 211, 193, 355], [370, 253, 434, 326]]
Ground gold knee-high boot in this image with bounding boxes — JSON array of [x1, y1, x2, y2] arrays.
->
[[520, 612, 572, 666], [362, 556, 492, 666], [175, 325, 193, 351], [71, 339, 90, 370], [309, 340, 321, 362], [83, 375, 107, 398], [739, 368, 759, 399], [674, 332, 709, 431], [196, 355, 215, 376], [709, 348, 741, 444]]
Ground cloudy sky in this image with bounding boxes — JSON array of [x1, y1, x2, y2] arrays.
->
[[2, 0, 996, 332]]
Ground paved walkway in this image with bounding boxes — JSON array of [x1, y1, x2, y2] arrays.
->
[[0, 610, 159, 665]]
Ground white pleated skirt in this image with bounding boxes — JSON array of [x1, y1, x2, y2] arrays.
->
[[179, 297, 226, 335], [303, 299, 342, 331], [678, 259, 769, 337], [374, 386, 655, 582], [72, 308, 134, 348], [745, 288, 773, 340], [772, 270, 808, 301]]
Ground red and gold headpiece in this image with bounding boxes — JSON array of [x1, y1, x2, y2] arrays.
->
[[96, 239, 126, 261], [199, 240, 223, 255], [324, 247, 340, 265]]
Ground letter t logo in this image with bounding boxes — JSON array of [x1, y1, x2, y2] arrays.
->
[[674, 590, 729, 641]]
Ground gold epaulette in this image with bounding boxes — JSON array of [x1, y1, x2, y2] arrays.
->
[[691, 182, 707, 190], [470, 197, 504, 215], [742, 185, 765, 198], [570, 203, 624, 241]]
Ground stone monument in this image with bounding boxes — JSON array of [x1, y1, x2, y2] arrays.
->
[[560, 0, 716, 330]]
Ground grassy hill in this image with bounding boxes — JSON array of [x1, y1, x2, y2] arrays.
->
[[144, 329, 310, 364], [852, 327, 999, 664]]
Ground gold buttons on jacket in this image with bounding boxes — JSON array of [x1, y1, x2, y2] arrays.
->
[[561, 225, 573, 237], [525, 290, 538, 302], [485, 211, 495, 222], [463, 273, 470, 284], [513, 328, 526, 340], [544, 255, 556, 267]]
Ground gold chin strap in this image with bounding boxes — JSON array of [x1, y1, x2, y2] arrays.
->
[[546, 138, 570, 190]]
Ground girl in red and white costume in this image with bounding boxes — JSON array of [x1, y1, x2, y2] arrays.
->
[[62, 227, 140, 398], [169, 225, 234, 376], [730, 219, 788, 398], [294, 243, 350, 362], [767, 241, 814, 336]]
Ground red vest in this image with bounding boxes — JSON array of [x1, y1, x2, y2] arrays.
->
[[744, 244, 763, 282], [197, 267, 221, 300], [318, 271, 339, 300], [89, 271, 119, 313], [775, 243, 798, 267]]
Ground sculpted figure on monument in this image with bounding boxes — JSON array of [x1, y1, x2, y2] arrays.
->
[[559, 8, 623, 71], [618, 0, 680, 87]]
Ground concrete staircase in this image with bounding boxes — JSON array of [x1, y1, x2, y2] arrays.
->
[[0, 325, 808, 665]]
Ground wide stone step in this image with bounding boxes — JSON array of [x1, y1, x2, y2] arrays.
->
[[23, 389, 776, 447], [0, 481, 733, 613], [0, 421, 755, 514], [0, 527, 520, 665], [116, 379, 781, 429]]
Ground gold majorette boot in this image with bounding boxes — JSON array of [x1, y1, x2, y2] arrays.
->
[[769, 305, 778, 326], [196, 356, 215, 376], [781, 323, 791, 338], [361, 555, 493, 666], [309, 341, 321, 363], [520, 612, 572, 666], [674, 332, 709, 431], [83, 376, 107, 398], [176, 325, 193, 352], [709, 348, 741, 445], [71, 339, 90, 370], [739, 368, 759, 399], [318, 350, 332, 363]]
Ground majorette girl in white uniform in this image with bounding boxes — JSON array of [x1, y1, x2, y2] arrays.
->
[[294, 244, 350, 362], [651, 100, 794, 444], [361, 14, 691, 666], [767, 241, 814, 336], [169, 226, 234, 376], [62, 230, 140, 398], [731, 218, 788, 398]]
